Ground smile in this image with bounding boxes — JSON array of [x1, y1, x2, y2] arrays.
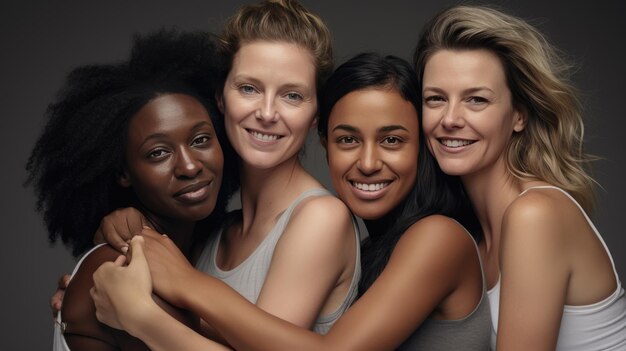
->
[[248, 129, 282, 142], [439, 138, 475, 148], [351, 181, 390, 191]]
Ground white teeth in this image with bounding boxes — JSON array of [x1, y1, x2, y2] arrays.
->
[[251, 130, 279, 141], [440, 139, 473, 147], [352, 182, 389, 191]]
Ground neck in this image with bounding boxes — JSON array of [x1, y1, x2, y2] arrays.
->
[[238, 155, 307, 220], [138, 206, 195, 258], [461, 157, 523, 252], [363, 202, 404, 241]]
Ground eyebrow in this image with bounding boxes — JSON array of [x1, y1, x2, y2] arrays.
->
[[331, 124, 409, 133], [423, 86, 495, 95], [233, 75, 311, 92], [139, 120, 212, 149], [331, 124, 358, 133]]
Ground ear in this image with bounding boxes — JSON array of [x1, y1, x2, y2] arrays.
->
[[512, 108, 527, 133], [216, 93, 225, 114], [117, 169, 132, 188], [319, 136, 329, 162], [310, 115, 318, 130], [319, 135, 327, 150]]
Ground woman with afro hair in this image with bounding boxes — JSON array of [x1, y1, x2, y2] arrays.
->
[[27, 28, 238, 350]]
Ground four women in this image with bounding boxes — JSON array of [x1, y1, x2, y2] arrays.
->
[[39, 1, 626, 349]]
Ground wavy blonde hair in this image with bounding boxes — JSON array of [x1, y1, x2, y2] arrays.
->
[[219, 0, 333, 93], [413, 5, 596, 213]]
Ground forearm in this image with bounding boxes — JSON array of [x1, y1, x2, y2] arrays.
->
[[126, 298, 231, 351], [181, 269, 328, 351]]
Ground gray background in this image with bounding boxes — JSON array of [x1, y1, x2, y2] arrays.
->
[[2, 1, 624, 349]]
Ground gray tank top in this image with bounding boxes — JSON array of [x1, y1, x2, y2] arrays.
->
[[195, 188, 361, 335], [396, 225, 491, 350]]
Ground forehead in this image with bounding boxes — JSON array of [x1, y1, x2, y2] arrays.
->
[[128, 93, 212, 139], [423, 49, 506, 88], [230, 41, 316, 81], [329, 88, 418, 132]]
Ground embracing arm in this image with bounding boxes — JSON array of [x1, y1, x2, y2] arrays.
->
[[123, 215, 480, 351], [496, 195, 569, 350]]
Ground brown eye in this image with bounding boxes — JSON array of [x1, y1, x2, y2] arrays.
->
[[191, 136, 211, 146], [148, 148, 169, 159], [338, 136, 357, 144]]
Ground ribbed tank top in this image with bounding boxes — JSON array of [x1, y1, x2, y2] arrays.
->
[[195, 188, 361, 335]]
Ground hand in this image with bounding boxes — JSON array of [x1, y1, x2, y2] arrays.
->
[[91, 236, 155, 331], [94, 207, 149, 254], [137, 227, 196, 307], [50, 274, 70, 317]]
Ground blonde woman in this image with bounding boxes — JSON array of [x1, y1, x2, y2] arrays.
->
[[414, 5, 626, 350]]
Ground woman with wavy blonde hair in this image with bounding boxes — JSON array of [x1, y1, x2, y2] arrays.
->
[[414, 5, 626, 350]]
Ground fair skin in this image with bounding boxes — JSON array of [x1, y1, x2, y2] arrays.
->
[[92, 40, 358, 349], [422, 48, 616, 350], [92, 87, 483, 350]]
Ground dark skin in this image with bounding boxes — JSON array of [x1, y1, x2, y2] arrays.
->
[[60, 93, 224, 350]]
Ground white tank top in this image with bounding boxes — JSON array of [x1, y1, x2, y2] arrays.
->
[[487, 186, 626, 350]]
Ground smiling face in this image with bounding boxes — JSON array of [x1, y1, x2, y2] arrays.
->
[[421, 49, 525, 178], [120, 93, 224, 223], [220, 41, 318, 170], [325, 88, 419, 220]]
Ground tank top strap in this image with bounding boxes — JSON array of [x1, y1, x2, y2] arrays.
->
[[518, 185, 619, 283], [277, 188, 333, 224]]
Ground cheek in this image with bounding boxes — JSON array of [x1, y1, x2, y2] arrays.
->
[[327, 148, 351, 187]]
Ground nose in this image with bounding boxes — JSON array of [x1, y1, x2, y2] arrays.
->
[[356, 143, 383, 175], [441, 101, 465, 129], [174, 148, 202, 179], [256, 95, 279, 122]]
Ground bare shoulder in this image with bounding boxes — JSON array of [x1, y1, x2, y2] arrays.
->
[[400, 215, 476, 251], [393, 215, 478, 268], [277, 191, 355, 260], [62, 245, 121, 345], [503, 188, 574, 248], [289, 192, 353, 233]]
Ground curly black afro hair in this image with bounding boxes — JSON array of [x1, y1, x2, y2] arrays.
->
[[26, 28, 239, 257]]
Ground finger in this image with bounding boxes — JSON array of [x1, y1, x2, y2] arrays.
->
[[128, 236, 147, 265], [113, 254, 127, 267], [140, 226, 163, 239], [100, 217, 129, 254], [127, 208, 146, 235], [57, 274, 71, 289], [50, 290, 64, 317]]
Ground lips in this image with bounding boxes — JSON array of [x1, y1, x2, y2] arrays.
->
[[348, 180, 392, 201], [438, 138, 475, 148], [246, 128, 283, 142], [174, 180, 212, 204], [351, 181, 390, 191]]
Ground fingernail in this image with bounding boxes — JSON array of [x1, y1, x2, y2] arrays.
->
[[121, 246, 129, 254], [143, 225, 151, 229]]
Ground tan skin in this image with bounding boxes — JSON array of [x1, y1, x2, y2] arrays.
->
[[422, 48, 616, 350], [61, 93, 225, 350], [90, 87, 484, 351]]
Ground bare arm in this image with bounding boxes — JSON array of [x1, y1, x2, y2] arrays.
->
[[496, 194, 569, 350], [253, 196, 357, 328], [105, 215, 480, 351]]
